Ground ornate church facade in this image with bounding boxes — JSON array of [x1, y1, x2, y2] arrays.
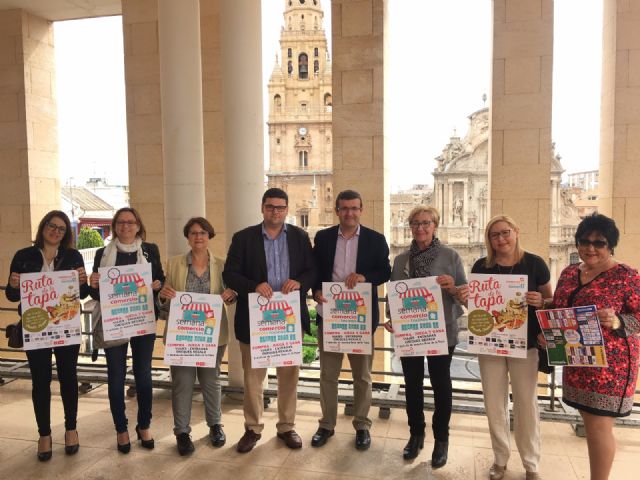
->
[[391, 108, 581, 281]]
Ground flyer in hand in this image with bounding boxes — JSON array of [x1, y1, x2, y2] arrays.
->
[[321, 282, 372, 354], [20, 270, 82, 350], [164, 291, 223, 368], [98, 264, 156, 341], [387, 277, 448, 357], [536, 305, 607, 367], [248, 291, 302, 368], [467, 274, 528, 358]]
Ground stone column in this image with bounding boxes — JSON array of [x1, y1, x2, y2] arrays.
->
[[122, 0, 166, 254], [220, 0, 265, 388], [332, 0, 387, 380], [158, 0, 206, 258], [489, 0, 553, 259], [448, 180, 454, 225], [0, 10, 58, 282], [599, 0, 640, 267]]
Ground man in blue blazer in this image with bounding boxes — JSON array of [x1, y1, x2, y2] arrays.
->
[[311, 190, 391, 450], [223, 188, 317, 453]]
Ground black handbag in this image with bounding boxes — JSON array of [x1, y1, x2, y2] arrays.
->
[[537, 346, 554, 374], [5, 321, 23, 349]]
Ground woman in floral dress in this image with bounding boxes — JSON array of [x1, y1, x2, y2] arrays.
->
[[551, 214, 640, 480]]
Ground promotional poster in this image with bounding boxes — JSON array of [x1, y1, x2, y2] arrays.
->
[[321, 282, 372, 354]]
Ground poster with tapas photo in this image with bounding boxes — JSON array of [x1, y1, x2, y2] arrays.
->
[[387, 277, 448, 357], [321, 282, 373, 354], [164, 292, 223, 368], [20, 271, 82, 350], [248, 291, 302, 368], [536, 305, 607, 367], [98, 264, 156, 341], [467, 274, 528, 358]]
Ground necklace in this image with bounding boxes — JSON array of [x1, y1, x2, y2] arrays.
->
[[496, 263, 515, 275]]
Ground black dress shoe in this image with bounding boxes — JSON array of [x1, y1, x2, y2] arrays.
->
[[136, 425, 155, 450], [117, 432, 131, 454], [209, 424, 226, 447], [431, 440, 448, 469], [64, 430, 80, 455], [355, 429, 371, 451], [403, 433, 424, 460], [311, 428, 334, 447], [37, 435, 52, 462], [176, 432, 195, 456], [236, 429, 261, 453]]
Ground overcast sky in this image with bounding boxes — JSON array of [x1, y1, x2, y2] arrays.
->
[[54, 0, 603, 192]]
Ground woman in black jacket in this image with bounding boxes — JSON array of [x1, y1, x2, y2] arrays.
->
[[89, 207, 164, 453], [5, 210, 89, 461]]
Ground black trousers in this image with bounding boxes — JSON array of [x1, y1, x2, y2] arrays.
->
[[400, 346, 455, 441], [26, 344, 80, 436]]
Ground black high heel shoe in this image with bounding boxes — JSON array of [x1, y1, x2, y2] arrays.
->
[[135, 425, 155, 450], [64, 430, 80, 455], [117, 431, 131, 454], [37, 435, 52, 462]]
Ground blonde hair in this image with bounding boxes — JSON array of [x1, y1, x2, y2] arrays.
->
[[484, 215, 525, 267], [407, 206, 440, 227]]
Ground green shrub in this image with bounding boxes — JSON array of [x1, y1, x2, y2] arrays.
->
[[302, 322, 318, 364], [76, 227, 104, 249]]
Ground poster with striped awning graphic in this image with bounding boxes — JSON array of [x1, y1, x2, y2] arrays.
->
[[248, 291, 302, 368], [321, 282, 372, 354], [164, 291, 223, 368], [98, 263, 155, 341], [387, 277, 448, 357]]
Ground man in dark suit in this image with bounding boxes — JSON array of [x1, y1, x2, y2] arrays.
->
[[310, 190, 391, 450], [223, 188, 316, 453]]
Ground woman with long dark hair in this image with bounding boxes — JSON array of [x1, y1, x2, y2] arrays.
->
[[5, 210, 89, 461]]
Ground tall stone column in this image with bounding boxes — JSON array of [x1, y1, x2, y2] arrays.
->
[[158, 0, 206, 257], [599, 0, 640, 267], [220, 0, 265, 388], [489, 0, 553, 259], [0, 10, 58, 282]]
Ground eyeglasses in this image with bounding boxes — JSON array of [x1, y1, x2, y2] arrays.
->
[[263, 204, 287, 212], [489, 229, 512, 240], [188, 230, 209, 237], [409, 220, 434, 229], [337, 206, 361, 213], [116, 220, 138, 226], [46, 222, 66, 234], [578, 238, 608, 249]]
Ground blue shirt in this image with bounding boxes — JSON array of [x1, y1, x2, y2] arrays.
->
[[262, 223, 290, 291]]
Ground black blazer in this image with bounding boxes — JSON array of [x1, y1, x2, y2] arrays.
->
[[223, 223, 317, 344], [313, 225, 391, 331], [5, 246, 90, 314], [89, 242, 165, 318]]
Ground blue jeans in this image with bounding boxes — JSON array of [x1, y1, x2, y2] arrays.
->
[[104, 333, 156, 433]]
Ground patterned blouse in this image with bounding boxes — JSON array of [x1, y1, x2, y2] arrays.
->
[[185, 252, 211, 295], [553, 263, 640, 417]]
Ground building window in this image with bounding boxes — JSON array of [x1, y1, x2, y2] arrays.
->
[[301, 102, 307, 112], [324, 93, 332, 106], [298, 53, 308, 79], [314, 60, 319, 74], [287, 60, 293, 75], [276, 138, 281, 145], [287, 48, 292, 58], [314, 47, 319, 57], [300, 214, 309, 228], [299, 151, 308, 168], [273, 94, 282, 112]]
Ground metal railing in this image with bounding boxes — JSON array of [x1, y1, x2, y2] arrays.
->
[[1, 285, 639, 432]]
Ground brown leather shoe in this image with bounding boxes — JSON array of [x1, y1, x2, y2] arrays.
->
[[277, 430, 302, 449], [236, 429, 261, 453]]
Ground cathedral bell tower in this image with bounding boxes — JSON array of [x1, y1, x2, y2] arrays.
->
[[267, 0, 333, 237]]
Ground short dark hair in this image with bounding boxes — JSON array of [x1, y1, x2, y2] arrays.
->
[[34, 210, 74, 250], [112, 207, 147, 241], [575, 213, 619, 253], [262, 187, 288, 205], [183, 217, 215, 239], [335, 190, 362, 210]]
